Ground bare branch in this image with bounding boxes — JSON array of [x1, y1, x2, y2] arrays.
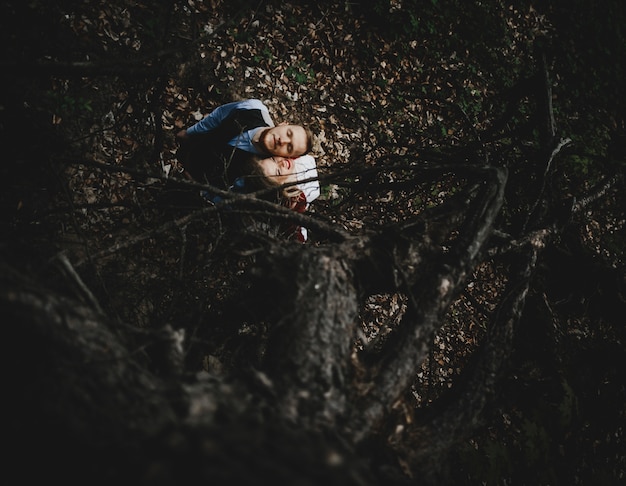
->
[[407, 243, 538, 478], [347, 167, 508, 443], [573, 173, 624, 213]]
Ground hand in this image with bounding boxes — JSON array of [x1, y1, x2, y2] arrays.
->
[[176, 129, 188, 141]]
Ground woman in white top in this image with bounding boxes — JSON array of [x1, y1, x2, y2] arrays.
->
[[253, 154, 320, 242]]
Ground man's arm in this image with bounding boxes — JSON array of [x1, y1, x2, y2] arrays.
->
[[176, 99, 271, 141], [177, 101, 241, 141]]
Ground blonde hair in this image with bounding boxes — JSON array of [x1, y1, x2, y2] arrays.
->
[[304, 127, 314, 154]]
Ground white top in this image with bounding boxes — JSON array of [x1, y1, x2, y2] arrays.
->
[[291, 155, 319, 242], [293, 155, 320, 207]]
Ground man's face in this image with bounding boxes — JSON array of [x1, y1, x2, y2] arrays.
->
[[259, 124, 307, 157]]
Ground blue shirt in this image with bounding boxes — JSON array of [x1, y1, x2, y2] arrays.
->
[[186, 99, 275, 155]]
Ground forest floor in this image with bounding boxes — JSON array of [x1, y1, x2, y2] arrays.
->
[[3, 1, 625, 484], [45, 0, 524, 405]]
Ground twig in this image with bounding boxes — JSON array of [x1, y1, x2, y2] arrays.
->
[[55, 252, 103, 314], [178, 224, 187, 280], [573, 173, 623, 213], [75, 205, 218, 267]]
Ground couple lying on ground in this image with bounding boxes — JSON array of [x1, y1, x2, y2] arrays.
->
[[175, 99, 319, 243]]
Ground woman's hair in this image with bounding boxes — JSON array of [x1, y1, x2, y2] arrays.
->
[[304, 127, 314, 154]]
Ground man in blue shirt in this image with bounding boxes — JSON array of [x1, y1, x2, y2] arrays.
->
[[176, 99, 312, 158]]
